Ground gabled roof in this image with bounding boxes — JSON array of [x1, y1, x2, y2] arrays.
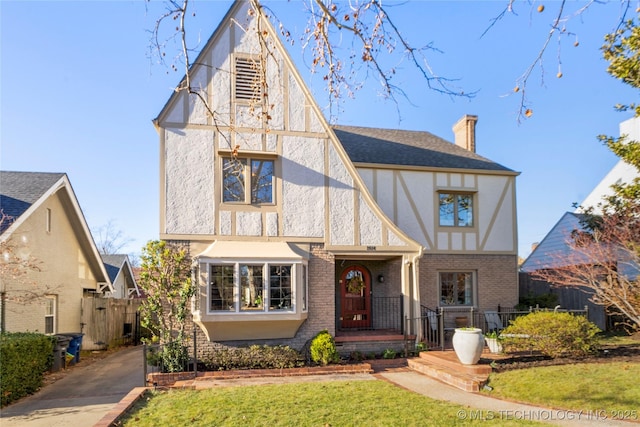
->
[[0, 170, 111, 287], [101, 254, 140, 297], [521, 212, 588, 272], [333, 126, 514, 172], [0, 171, 65, 232], [101, 254, 129, 282]]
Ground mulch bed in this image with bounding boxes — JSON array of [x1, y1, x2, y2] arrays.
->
[[486, 344, 640, 372]]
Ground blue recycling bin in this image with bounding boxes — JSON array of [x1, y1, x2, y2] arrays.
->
[[58, 333, 84, 365]]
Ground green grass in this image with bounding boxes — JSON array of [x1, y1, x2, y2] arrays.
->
[[120, 380, 541, 426], [484, 362, 640, 414], [598, 331, 640, 347]]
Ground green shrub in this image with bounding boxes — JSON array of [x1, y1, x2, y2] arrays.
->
[[200, 345, 303, 371], [516, 292, 558, 310], [310, 330, 339, 366], [0, 332, 55, 407], [161, 341, 190, 373], [382, 348, 397, 359], [349, 351, 365, 361], [501, 312, 600, 358]]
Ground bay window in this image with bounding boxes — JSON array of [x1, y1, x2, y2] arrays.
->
[[208, 262, 303, 313]]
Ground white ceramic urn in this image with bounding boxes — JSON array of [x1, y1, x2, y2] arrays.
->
[[452, 328, 484, 365]]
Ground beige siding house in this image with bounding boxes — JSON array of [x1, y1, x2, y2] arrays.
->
[[154, 0, 519, 354], [0, 171, 112, 335]]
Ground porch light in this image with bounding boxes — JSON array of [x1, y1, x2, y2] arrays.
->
[[377, 274, 385, 283]]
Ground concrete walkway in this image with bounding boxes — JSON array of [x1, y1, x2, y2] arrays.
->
[[0, 346, 145, 427], [377, 371, 636, 427]]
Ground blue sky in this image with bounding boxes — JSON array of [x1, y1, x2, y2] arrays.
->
[[1, 1, 637, 260]]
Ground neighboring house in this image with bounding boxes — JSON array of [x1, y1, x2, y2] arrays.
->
[[153, 0, 519, 353], [101, 254, 141, 299], [521, 116, 640, 329], [0, 171, 113, 335], [579, 117, 639, 212]]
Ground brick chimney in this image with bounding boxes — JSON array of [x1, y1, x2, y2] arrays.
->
[[452, 115, 478, 153]]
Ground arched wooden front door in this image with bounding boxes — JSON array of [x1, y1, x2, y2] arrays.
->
[[340, 265, 371, 329]]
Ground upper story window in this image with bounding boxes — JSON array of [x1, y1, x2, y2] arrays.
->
[[222, 157, 274, 204], [439, 192, 473, 227], [235, 57, 262, 102]]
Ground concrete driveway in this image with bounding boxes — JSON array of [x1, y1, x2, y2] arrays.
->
[[0, 346, 144, 427]]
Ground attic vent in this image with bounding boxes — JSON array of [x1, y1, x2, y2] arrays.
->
[[235, 57, 262, 101]]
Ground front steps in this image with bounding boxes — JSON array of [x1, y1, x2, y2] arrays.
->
[[407, 350, 491, 392]]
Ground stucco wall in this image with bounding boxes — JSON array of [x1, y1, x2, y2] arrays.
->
[[164, 128, 215, 235], [359, 167, 517, 253], [281, 136, 325, 237]]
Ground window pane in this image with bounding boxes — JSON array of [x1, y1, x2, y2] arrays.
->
[[439, 194, 454, 226], [457, 194, 473, 227], [44, 297, 55, 334], [45, 317, 54, 334], [240, 265, 264, 311], [269, 265, 292, 311], [302, 265, 307, 311], [45, 298, 54, 316], [440, 272, 455, 305], [440, 272, 473, 306], [251, 159, 273, 204], [223, 158, 246, 202], [210, 265, 235, 311]]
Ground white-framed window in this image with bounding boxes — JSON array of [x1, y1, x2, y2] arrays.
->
[[46, 208, 52, 233], [438, 192, 474, 227], [222, 157, 274, 204], [208, 262, 304, 313], [439, 272, 475, 306], [44, 295, 56, 334]]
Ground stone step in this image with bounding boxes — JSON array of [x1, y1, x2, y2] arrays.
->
[[418, 350, 492, 376], [407, 357, 489, 393]]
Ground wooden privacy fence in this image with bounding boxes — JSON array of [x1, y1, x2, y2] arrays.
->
[[81, 297, 142, 351]]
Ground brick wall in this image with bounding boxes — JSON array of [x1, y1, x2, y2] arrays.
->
[[419, 254, 518, 311]]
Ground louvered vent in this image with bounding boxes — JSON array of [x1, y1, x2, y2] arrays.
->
[[235, 57, 261, 101]]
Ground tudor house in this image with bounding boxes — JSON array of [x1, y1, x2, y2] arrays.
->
[[153, 0, 519, 354]]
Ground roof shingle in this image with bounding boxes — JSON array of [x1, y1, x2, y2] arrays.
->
[[0, 171, 65, 231], [332, 125, 513, 172]]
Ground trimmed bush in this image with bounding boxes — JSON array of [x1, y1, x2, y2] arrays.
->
[[200, 345, 304, 371], [310, 330, 339, 366], [501, 311, 600, 358], [0, 332, 55, 407]]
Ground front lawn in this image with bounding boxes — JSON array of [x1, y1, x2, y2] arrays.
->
[[119, 380, 541, 426], [484, 361, 640, 416]]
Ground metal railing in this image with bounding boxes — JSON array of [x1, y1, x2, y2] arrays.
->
[[371, 296, 403, 332], [143, 330, 199, 381], [404, 305, 590, 352], [339, 296, 404, 332]]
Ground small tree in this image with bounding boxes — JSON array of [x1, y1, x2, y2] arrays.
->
[[535, 19, 640, 331], [138, 240, 194, 372]]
